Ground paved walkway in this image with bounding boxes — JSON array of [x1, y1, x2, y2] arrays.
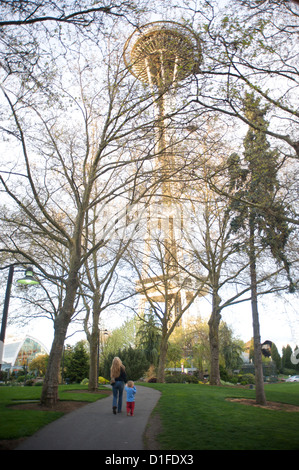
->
[[16, 386, 161, 451]]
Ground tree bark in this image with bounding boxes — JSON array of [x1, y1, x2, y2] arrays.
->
[[249, 220, 267, 406], [40, 257, 81, 406], [88, 331, 99, 392], [40, 314, 71, 406], [157, 333, 168, 383], [208, 292, 222, 386], [88, 302, 100, 392]]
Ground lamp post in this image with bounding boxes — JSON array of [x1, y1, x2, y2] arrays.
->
[[97, 329, 108, 380], [0, 266, 39, 370]]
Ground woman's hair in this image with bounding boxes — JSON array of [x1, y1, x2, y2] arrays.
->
[[110, 356, 124, 378]]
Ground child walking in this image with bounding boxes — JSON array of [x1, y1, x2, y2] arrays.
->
[[125, 380, 137, 416]]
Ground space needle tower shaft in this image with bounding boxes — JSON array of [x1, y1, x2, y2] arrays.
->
[[123, 21, 202, 318]]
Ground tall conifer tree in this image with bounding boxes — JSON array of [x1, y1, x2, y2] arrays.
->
[[228, 92, 293, 405]]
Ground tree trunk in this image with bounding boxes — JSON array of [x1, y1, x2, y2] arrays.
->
[[249, 220, 267, 406], [252, 300, 267, 405], [40, 315, 69, 406], [88, 304, 100, 392], [157, 334, 168, 383], [40, 268, 79, 406], [88, 333, 98, 392], [208, 292, 222, 386]]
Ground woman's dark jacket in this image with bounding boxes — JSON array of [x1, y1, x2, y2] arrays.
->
[[114, 367, 127, 382]]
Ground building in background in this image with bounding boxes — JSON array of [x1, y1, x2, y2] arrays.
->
[[1, 335, 49, 372]]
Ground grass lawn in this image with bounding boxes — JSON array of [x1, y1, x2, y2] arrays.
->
[[144, 382, 299, 450], [1, 382, 299, 450], [0, 384, 109, 442]]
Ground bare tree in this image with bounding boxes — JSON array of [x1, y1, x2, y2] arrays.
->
[[187, 0, 299, 159], [0, 32, 159, 405], [80, 201, 136, 391], [175, 116, 295, 388], [126, 210, 206, 383], [0, 1, 145, 28]]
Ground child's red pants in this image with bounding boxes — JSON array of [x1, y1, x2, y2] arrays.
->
[[126, 401, 135, 415]]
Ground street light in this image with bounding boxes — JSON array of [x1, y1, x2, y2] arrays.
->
[[17, 267, 40, 286], [0, 265, 39, 370], [97, 329, 109, 379]]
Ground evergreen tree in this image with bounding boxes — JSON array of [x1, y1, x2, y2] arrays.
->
[[101, 347, 150, 381], [64, 341, 90, 383], [282, 344, 294, 371], [219, 323, 244, 371], [228, 92, 293, 405], [136, 312, 161, 367], [270, 342, 282, 372], [294, 345, 299, 373]]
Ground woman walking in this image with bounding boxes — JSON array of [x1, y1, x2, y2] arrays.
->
[[110, 357, 127, 414]]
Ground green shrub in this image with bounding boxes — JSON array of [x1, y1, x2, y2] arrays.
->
[[80, 376, 112, 386], [165, 374, 180, 383], [186, 375, 199, 384], [220, 368, 255, 385], [98, 376, 109, 384], [24, 379, 35, 386], [219, 365, 231, 382], [282, 368, 297, 376], [164, 372, 198, 384], [239, 373, 255, 385]]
